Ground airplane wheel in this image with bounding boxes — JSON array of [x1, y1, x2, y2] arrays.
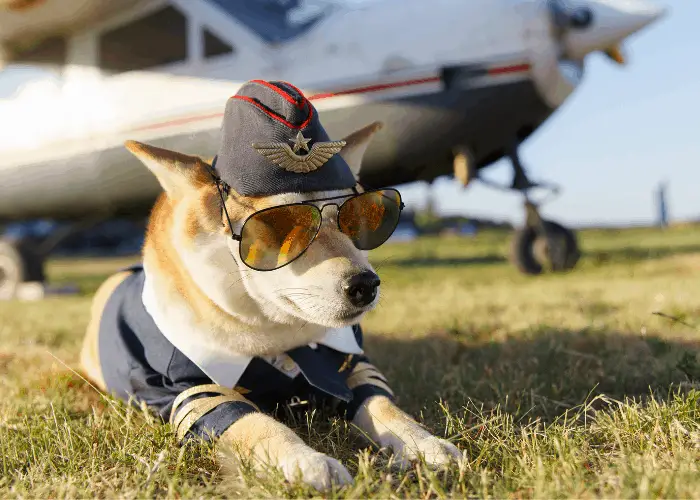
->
[[510, 220, 580, 275], [0, 238, 45, 300]]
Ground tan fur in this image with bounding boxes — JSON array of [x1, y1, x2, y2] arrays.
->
[[352, 395, 463, 469], [219, 412, 353, 489], [220, 412, 307, 461], [79, 270, 133, 392], [81, 121, 461, 490], [143, 191, 224, 324], [124, 140, 212, 195], [3, 0, 44, 12]]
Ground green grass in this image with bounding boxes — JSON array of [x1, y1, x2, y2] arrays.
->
[[2, 225, 699, 498]]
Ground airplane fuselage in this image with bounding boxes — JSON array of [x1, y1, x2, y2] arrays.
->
[[0, 0, 660, 221]]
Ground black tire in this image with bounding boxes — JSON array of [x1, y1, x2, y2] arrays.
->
[[0, 238, 45, 299], [509, 220, 580, 275], [545, 221, 580, 272]]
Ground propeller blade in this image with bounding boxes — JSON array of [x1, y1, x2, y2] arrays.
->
[[603, 44, 627, 65]]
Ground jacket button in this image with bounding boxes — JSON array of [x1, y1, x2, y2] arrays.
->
[[281, 357, 296, 372]]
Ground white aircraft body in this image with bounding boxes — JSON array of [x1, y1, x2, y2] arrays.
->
[[0, 0, 664, 297]]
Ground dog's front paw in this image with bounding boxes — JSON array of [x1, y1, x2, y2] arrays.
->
[[278, 445, 353, 491], [391, 434, 463, 470]]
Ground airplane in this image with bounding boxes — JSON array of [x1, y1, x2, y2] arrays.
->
[[0, 0, 665, 300]]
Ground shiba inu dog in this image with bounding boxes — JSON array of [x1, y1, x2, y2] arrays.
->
[[80, 80, 462, 490]]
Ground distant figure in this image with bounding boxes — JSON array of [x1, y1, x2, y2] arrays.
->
[[656, 181, 668, 228], [425, 182, 437, 219]]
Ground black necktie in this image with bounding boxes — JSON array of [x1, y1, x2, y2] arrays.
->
[[286, 346, 353, 402]]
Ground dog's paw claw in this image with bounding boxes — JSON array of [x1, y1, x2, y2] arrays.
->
[[393, 435, 463, 470], [420, 437, 463, 468], [279, 448, 353, 491]]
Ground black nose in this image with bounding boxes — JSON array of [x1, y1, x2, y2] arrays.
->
[[343, 271, 380, 308]]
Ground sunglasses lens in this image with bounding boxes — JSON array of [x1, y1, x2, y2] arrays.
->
[[338, 189, 402, 250], [240, 205, 321, 270]]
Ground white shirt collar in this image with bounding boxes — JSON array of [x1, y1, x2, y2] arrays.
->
[[141, 271, 363, 388]]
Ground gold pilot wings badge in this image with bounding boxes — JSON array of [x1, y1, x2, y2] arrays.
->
[[252, 131, 346, 174]]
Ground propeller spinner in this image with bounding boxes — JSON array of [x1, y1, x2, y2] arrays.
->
[[547, 0, 665, 68]]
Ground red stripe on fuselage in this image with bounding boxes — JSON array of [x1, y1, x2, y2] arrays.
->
[[308, 76, 441, 101], [126, 66, 528, 134], [129, 112, 224, 132], [487, 63, 531, 75]]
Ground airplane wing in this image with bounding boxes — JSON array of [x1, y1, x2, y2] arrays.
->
[[0, 0, 141, 65]]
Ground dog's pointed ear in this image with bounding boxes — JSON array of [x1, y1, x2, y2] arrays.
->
[[339, 121, 383, 180], [125, 140, 210, 199]]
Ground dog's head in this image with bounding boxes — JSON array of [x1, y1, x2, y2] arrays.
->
[[126, 121, 384, 331]]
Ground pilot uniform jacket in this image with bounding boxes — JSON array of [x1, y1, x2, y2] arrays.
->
[[98, 265, 394, 443]]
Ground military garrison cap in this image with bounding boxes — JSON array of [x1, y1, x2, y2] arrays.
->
[[212, 80, 357, 196]]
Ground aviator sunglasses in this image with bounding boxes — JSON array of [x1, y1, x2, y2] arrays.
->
[[207, 166, 405, 271]]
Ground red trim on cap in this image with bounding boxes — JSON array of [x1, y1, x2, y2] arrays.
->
[[250, 79, 306, 111], [279, 81, 307, 99], [231, 95, 313, 130], [279, 80, 313, 113], [279, 81, 314, 121]]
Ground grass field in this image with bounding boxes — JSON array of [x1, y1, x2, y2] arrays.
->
[[1, 226, 699, 498]]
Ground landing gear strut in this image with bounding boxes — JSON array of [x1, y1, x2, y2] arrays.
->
[[0, 216, 105, 300], [454, 145, 580, 275], [0, 237, 45, 300]]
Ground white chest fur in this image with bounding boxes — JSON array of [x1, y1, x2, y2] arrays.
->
[[141, 267, 364, 388]]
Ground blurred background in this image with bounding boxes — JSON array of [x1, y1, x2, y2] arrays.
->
[[0, 0, 690, 297]]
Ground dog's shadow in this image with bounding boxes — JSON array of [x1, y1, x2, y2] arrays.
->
[[285, 326, 699, 463], [361, 327, 700, 423]]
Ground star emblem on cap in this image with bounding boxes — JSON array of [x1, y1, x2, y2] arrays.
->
[[289, 131, 312, 154]]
